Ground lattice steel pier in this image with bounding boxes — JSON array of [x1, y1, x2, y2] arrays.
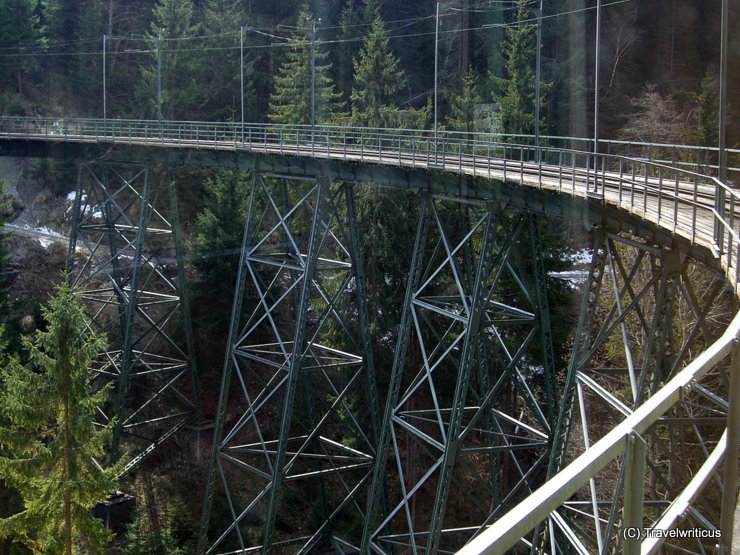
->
[[67, 162, 201, 474]]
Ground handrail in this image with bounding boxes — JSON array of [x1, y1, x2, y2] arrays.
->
[[1, 116, 738, 173], [458, 311, 740, 554]]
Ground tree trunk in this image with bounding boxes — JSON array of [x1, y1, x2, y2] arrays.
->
[[61, 317, 73, 555]]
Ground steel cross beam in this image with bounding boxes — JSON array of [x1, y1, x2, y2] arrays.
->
[[362, 198, 557, 554], [66, 162, 200, 474], [536, 229, 733, 554], [199, 175, 380, 554]]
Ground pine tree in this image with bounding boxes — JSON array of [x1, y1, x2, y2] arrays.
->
[[350, 13, 404, 128], [0, 281, 119, 554], [495, 0, 537, 135], [447, 67, 482, 133], [268, 3, 340, 125]]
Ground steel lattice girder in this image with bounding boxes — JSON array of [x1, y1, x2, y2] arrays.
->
[[66, 162, 200, 473], [538, 230, 733, 554], [362, 196, 557, 554], [199, 176, 380, 554]]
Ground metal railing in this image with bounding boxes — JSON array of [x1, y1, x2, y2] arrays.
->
[[1, 115, 738, 553]]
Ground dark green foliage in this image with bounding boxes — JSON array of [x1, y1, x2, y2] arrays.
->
[[494, 0, 537, 135], [0, 280, 119, 554], [0, 180, 11, 320], [191, 169, 250, 298], [353, 186, 418, 365], [269, 3, 341, 125], [72, 0, 104, 110], [136, 0, 200, 120], [0, 0, 43, 96], [684, 72, 719, 148], [123, 498, 193, 555], [350, 13, 404, 128], [194, 0, 247, 122], [447, 67, 482, 133]]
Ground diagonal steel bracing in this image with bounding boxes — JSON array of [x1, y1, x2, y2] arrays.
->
[[66, 162, 200, 474], [537, 229, 734, 554], [199, 175, 380, 554], [363, 198, 557, 554]]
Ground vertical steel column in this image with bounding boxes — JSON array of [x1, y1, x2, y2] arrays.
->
[[529, 214, 556, 428], [157, 32, 162, 122], [635, 249, 680, 404], [622, 432, 646, 555], [361, 195, 431, 553], [720, 338, 740, 552], [111, 169, 152, 462], [426, 213, 496, 554], [201, 175, 378, 554], [169, 177, 201, 411], [102, 34, 107, 121], [262, 178, 327, 550], [345, 184, 380, 447], [365, 200, 552, 553], [548, 230, 607, 476]]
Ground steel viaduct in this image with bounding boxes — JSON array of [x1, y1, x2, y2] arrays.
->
[[0, 116, 738, 555]]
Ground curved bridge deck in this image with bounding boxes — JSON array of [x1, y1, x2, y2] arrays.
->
[[1, 116, 738, 555]]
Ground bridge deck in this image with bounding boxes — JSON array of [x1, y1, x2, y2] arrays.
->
[[1, 122, 737, 290]]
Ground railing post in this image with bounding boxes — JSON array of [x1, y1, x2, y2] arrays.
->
[[622, 431, 646, 555], [719, 337, 740, 554], [715, 182, 727, 255]]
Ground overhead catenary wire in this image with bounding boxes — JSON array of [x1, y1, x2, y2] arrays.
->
[[0, 0, 635, 60]]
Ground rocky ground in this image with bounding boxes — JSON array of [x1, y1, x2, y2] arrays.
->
[[2, 156, 73, 332]]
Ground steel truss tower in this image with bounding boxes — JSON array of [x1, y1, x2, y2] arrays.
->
[[361, 196, 557, 554], [538, 231, 733, 553], [199, 175, 381, 554], [67, 162, 200, 474]]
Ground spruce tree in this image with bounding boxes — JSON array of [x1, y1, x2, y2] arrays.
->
[[350, 13, 404, 128], [136, 0, 200, 120], [268, 3, 340, 125], [335, 0, 379, 103], [447, 67, 482, 133], [197, 0, 247, 121], [0, 281, 118, 554], [191, 170, 250, 297], [495, 0, 537, 135]]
